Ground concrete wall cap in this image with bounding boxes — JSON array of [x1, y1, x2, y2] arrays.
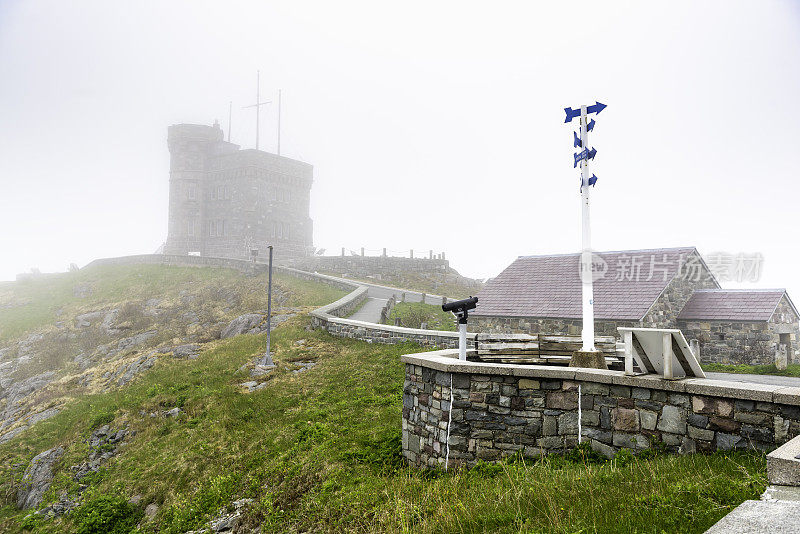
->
[[611, 374, 687, 392], [683, 378, 778, 402], [774, 387, 800, 406], [401, 350, 800, 404], [573, 368, 619, 384]]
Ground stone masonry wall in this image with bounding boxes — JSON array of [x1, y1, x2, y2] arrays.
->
[[679, 320, 776, 365], [641, 254, 719, 328], [678, 297, 800, 365], [401, 352, 800, 468]]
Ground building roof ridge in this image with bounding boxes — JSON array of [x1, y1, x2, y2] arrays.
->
[[517, 246, 696, 259]]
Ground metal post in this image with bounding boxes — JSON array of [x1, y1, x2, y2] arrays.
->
[[458, 322, 467, 361], [263, 245, 274, 366], [662, 331, 673, 380], [579, 105, 596, 352]]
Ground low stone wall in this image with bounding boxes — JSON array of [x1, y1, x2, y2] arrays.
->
[[401, 350, 800, 469], [279, 255, 451, 279]]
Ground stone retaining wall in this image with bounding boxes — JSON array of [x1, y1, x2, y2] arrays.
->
[[280, 255, 451, 279], [401, 350, 800, 469]]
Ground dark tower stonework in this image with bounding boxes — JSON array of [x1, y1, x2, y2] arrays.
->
[[164, 123, 313, 259]]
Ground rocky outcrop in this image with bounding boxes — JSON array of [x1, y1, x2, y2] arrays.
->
[[33, 425, 133, 519], [221, 312, 294, 339], [17, 446, 64, 509], [104, 353, 158, 387], [221, 314, 265, 339], [184, 498, 253, 533]]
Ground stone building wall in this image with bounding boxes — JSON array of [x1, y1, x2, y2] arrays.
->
[[401, 350, 800, 469], [640, 254, 719, 328], [678, 296, 800, 365], [164, 123, 313, 260]]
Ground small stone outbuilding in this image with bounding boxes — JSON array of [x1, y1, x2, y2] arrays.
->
[[472, 247, 800, 365], [677, 289, 800, 365]]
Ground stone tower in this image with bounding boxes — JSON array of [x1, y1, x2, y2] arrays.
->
[[164, 122, 313, 259]]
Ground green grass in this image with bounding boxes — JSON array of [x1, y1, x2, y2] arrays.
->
[[384, 301, 457, 331], [0, 316, 767, 533], [702, 362, 800, 378]]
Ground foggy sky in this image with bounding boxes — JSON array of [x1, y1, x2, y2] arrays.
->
[[2, 1, 800, 298]]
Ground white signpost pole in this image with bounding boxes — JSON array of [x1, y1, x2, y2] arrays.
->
[[458, 323, 467, 361], [579, 105, 596, 352]]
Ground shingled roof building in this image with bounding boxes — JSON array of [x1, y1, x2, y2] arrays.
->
[[677, 289, 799, 365], [472, 247, 799, 365]]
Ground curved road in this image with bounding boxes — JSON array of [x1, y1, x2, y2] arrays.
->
[[345, 281, 448, 323]]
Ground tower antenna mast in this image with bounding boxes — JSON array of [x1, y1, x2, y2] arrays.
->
[[243, 70, 271, 150]]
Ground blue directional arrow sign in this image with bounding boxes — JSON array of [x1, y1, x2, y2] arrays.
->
[[564, 107, 581, 123], [588, 174, 598, 186], [588, 147, 597, 160], [587, 119, 595, 132], [564, 101, 607, 123], [573, 131, 582, 148], [587, 101, 607, 115], [574, 148, 590, 168]]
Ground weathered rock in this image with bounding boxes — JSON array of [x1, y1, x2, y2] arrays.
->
[[221, 314, 264, 338], [614, 408, 640, 432], [657, 405, 686, 435], [17, 447, 64, 509], [74, 311, 107, 328], [172, 344, 200, 359], [117, 331, 157, 351], [145, 503, 159, 519]]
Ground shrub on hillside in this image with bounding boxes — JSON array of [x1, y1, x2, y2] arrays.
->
[[71, 494, 143, 534]]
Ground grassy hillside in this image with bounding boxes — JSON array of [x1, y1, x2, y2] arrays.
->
[[0, 315, 766, 533], [383, 302, 457, 331], [0, 265, 345, 344]]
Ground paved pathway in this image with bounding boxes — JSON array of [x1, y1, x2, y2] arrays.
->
[[337, 278, 448, 324], [706, 372, 800, 387], [348, 297, 388, 323]]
